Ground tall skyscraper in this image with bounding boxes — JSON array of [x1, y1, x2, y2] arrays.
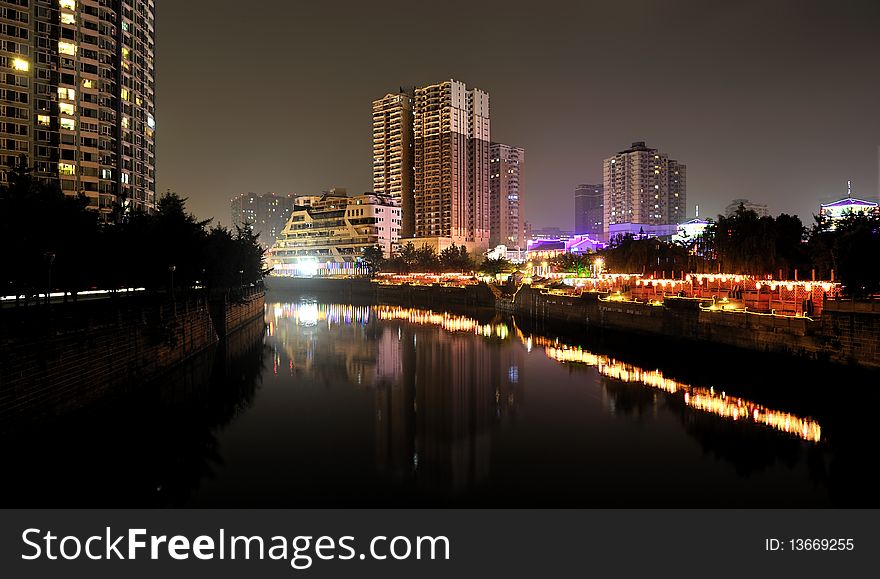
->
[[411, 79, 490, 251], [602, 141, 686, 236], [1, 0, 156, 218], [489, 142, 524, 248], [574, 184, 603, 236], [372, 91, 414, 238], [230, 192, 296, 248]]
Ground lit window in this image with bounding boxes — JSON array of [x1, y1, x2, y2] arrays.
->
[[59, 0, 76, 9], [12, 58, 29, 72], [59, 102, 76, 115], [122, 47, 130, 60], [59, 163, 76, 175], [60, 117, 76, 130], [58, 41, 77, 56], [37, 115, 51, 126], [121, 172, 130, 184], [60, 12, 76, 25], [121, 88, 129, 101], [82, 78, 94, 89], [121, 116, 129, 129]]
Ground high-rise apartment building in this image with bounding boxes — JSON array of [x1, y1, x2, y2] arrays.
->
[[602, 141, 686, 237], [372, 91, 413, 238], [1, 0, 155, 218], [230, 192, 296, 248], [410, 79, 490, 251], [489, 142, 524, 249], [574, 183, 603, 236]]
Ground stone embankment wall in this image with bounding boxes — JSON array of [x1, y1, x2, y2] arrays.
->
[[510, 285, 880, 369], [0, 290, 266, 422]]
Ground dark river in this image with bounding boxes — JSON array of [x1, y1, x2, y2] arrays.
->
[[3, 293, 878, 507]]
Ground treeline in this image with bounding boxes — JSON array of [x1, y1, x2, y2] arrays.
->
[[0, 161, 266, 303], [362, 242, 514, 275], [595, 206, 880, 297]]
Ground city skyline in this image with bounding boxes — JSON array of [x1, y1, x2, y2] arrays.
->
[[151, 0, 879, 229]]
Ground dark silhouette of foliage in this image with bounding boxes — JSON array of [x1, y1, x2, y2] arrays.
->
[[0, 164, 265, 304], [439, 243, 475, 272], [551, 253, 593, 275], [360, 245, 385, 275], [807, 211, 880, 297], [598, 234, 689, 274], [479, 256, 516, 275], [703, 205, 808, 276]]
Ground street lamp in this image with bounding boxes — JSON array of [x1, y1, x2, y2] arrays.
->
[[594, 257, 604, 276], [168, 265, 176, 297]]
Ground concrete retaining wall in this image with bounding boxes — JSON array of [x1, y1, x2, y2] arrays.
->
[[0, 291, 267, 422], [511, 286, 879, 369]]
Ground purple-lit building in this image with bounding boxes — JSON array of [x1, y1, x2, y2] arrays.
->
[[526, 234, 606, 261], [819, 182, 878, 228]]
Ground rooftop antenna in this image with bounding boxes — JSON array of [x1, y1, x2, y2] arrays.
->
[[695, 204, 699, 218], [847, 179, 852, 198]]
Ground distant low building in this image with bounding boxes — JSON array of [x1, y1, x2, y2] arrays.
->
[[672, 218, 711, 244], [526, 234, 606, 262], [530, 226, 574, 242], [607, 222, 677, 240], [268, 192, 401, 277], [725, 198, 769, 218], [819, 181, 878, 226]]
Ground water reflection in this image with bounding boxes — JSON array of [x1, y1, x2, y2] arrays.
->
[[4, 299, 874, 507], [270, 303, 822, 444], [537, 336, 822, 442], [260, 301, 840, 505], [267, 303, 520, 497], [0, 316, 269, 507]]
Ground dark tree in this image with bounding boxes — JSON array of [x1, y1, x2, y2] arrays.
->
[[807, 211, 880, 297], [361, 245, 385, 276]]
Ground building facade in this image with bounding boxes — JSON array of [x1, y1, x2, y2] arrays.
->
[[230, 192, 296, 248], [372, 91, 414, 238], [409, 79, 490, 252], [1, 0, 156, 218], [489, 142, 524, 249], [268, 192, 401, 277], [574, 183, 603, 235], [602, 141, 686, 238], [724, 198, 769, 218], [819, 181, 878, 227]]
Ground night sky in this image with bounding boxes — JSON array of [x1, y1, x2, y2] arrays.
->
[[155, 0, 880, 230]]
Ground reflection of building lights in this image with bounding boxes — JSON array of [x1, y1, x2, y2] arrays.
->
[[531, 334, 821, 443], [268, 302, 824, 444], [297, 303, 319, 326]]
